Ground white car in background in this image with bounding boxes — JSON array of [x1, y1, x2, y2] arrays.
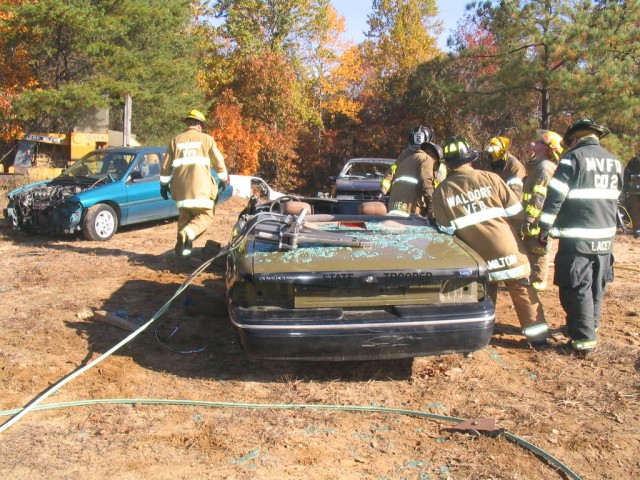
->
[[229, 175, 285, 200]]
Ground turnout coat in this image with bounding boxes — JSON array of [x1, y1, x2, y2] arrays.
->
[[382, 146, 436, 216], [432, 165, 530, 283], [161, 126, 228, 210]]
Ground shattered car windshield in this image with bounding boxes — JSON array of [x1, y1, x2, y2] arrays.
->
[[341, 161, 389, 179], [63, 151, 136, 180]]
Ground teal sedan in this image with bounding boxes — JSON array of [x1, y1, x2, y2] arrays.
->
[[4, 146, 232, 241]]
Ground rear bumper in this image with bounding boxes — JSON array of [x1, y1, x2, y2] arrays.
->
[[229, 300, 495, 361]]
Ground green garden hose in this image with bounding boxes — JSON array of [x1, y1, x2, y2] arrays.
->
[[0, 397, 581, 479], [0, 215, 584, 479]]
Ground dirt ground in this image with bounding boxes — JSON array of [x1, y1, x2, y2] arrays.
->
[[0, 190, 638, 480]]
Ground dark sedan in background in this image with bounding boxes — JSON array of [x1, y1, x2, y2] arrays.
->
[[330, 157, 394, 200]]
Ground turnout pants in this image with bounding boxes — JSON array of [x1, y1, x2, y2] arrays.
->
[[523, 236, 552, 290], [553, 251, 614, 352], [178, 207, 214, 240], [488, 278, 548, 342]]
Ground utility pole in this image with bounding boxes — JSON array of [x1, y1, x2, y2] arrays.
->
[[123, 93, 132, 146]]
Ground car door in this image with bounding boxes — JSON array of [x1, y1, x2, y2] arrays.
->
[[122, 151, 178, 225]]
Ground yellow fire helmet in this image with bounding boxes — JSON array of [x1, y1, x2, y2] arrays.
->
[[184, 109, 207, 125], [484, 136, 510, 163], [536, 129, 564, 161]]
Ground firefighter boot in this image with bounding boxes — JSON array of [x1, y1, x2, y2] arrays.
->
[[175, 230, 190, 256]]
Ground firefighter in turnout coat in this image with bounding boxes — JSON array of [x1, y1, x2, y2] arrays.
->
[[433, 136, 549, 346], [520, 130, 564, 291], [378, 126, 437, 218], [160, 110, 229, 256], [484, 136, 526, 202], [538, 118, 622, 355]]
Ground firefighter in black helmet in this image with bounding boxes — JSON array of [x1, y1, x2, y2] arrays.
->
[[538, 118, 623, 356], [432, 136, 549, 348]]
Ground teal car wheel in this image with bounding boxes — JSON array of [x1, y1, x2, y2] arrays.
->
[[83, 204, 118, 241]]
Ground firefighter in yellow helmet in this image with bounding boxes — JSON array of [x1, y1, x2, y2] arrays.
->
[[484, 136, 526, 201], [160, 109, 229, 256], [520, 130, 563, 290], [432, 136, 549, 348]]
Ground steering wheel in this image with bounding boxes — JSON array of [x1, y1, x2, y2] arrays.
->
[[269, 195, 304, 212]]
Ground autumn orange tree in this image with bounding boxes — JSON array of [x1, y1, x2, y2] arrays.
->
[[356, 0, 443, 156], [0, 0, 36, 145], [200, 0, 352, 191]]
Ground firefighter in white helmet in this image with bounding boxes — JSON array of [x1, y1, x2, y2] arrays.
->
[[484, 136, 526, 201], [520, 130, 564, 291], [160, 109, 228, 257], [432, 136, 549, 347], [377, 126, 438, 218]]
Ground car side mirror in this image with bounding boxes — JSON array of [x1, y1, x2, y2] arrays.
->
[[129, 171, 143, 181]]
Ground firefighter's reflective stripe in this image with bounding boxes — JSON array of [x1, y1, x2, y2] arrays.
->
[[176, 198, 215, 209], [507, 176, 523, 187], [172, 157, 211, 168], [451, 207, 508, 230], [524, 227, 541, 237], [392, 176, 419, 185], [532, 184, 547, 195], [548, 177, 570, 197], [549, 226, 617, 239], [183, 226, 196, 240], [571, 339, 597, 351], [522, 193, 532, 201], [381, 178, 392, 190], [387, 209, 411, 217], [160, 175, 172, 184], [532, 280, 547, 290], [522, 323, 549, 338], [505, 202, 524, 217], [487, 263, 530, 282], [560, 159, 572, 166], [526, 204, 542, 217], [177, 141, 203, 150], [567, 188, 620, 200], [540, 212, 556, 225]]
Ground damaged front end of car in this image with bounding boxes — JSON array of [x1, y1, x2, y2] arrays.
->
[[5, 181, 85, 234]]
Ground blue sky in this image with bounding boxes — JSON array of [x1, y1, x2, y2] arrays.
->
[[330, 0, 469, 50]]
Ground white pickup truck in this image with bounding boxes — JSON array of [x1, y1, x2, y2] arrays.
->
[[228, 175, 285, 200]]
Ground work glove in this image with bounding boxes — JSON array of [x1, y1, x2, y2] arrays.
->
[[160, 184, 170, 200], [374, 190, 384, 201], [538, 229, 549, 248], [219, 180, 227, 192], [520, 220, 532, 238]]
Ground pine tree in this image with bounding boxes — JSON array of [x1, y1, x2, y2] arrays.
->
[[0, 0, 204, 144]]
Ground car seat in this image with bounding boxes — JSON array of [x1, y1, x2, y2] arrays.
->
[[280, 201, 312, 215], [358, 201, 387, 215]]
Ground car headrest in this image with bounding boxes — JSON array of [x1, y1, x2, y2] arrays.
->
[[280, 201, 312, 215], [358, 202, 387, 215]]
